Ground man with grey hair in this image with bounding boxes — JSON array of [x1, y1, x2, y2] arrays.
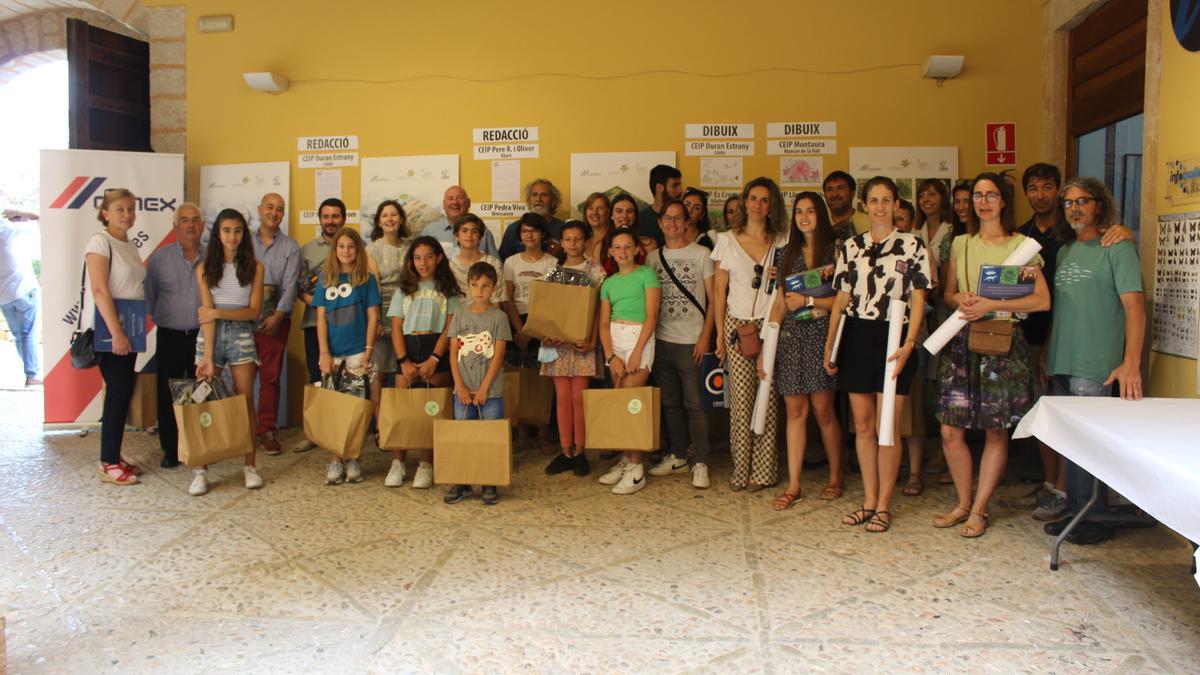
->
[[251, 192, 301, 455], [145, 202, 205, 468], [498, 178, 565, 260], [425, 185, 499, 258], [1040, 176, 1145, 545]]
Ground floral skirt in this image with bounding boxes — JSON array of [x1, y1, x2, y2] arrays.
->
[[539, 343, 597, 378], [934, 325, 1034, 430]]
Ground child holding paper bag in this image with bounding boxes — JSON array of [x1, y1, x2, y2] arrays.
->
[[823, 177, 931, 533], [443, 262, 512, 505]]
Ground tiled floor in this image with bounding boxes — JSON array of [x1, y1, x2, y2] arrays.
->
[[0, 387, 1197, 673]]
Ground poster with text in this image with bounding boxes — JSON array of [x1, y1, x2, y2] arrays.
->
[[568, 151, 676, 219], [360, 155, 459, 236], [848, 147, 958, 213], [199, 161, 291, 235]]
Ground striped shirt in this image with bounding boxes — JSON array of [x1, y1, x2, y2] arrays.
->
[[210, 263, 252, 310]]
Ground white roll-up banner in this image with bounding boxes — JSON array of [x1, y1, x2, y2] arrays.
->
[[923, 237, 1043, 355], [878, 299, 906, 447], [40, 149, 184, 425]]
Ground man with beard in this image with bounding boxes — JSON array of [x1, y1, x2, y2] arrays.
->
[[251, 193, 301, 455], [638, 164, 682, 247], [498, 179, 564, 260]]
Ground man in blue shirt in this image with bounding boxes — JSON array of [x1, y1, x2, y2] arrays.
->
[[424, 186, 498, 258], [144, 203, 204, 468], [0, 208, 41, 387], [251, 193, 301, 455], [498, 179, 565, 260]]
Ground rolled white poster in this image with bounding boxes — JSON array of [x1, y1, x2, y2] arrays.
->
[[828, 314, 846, 366], [751, 321, 782, 435], [877, 298, 906, 447], [922, 237, 1043, 355]]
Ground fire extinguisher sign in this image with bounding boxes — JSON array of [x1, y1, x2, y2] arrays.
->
[[986, 123, 1016, 166]]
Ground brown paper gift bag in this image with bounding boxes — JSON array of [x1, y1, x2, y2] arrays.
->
[[502, 367, 553, 426], [303, 384, 373, 459], [377, 386, 453, 450], [582, 386, 661, 451], [174, 394, 252, 467], [126, 372, 157, 429], [523, 281, 598, 344], [433, 417, 513, 486]]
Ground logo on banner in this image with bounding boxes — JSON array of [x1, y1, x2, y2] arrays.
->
[[704, 368, 725, 396], [48, 176, 178, 212]]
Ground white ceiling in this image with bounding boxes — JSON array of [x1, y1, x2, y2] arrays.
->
[[0, 0, 94, 24]]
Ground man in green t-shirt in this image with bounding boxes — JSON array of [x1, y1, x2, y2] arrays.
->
[[1041, 177, 1145, 545]]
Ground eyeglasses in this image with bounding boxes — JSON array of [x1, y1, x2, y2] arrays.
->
[[972, 192, 1001, 203], [1061, 197, 1096, 209], [751, 264, 764, 289]]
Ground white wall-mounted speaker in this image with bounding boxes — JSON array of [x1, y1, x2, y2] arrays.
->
[[921, 55, 965, 81], [243, 72, 289, 94]]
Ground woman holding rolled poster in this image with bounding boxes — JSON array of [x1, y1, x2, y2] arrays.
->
[[712, 177, 788, 491], [86, 189, 148, 486], [541, 220, 606, 478], [192, 209, 266, 496], [597, 229, 661, 495], [933, 172, 1050, 538], [757, 192, 844, 508], [823, 176, 931, 533]]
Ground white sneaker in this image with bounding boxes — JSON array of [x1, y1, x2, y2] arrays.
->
[[188, 469, 208, 496], [598, 457, 629, 485], [345, 459, 363, 483], [612, 462, 646, 495], [244, 466, 263, 489], [412, 461, 434, 489], [292, 438, 316, 453], [648, 453, 689, 476], [384, 459, 406, 487], [691, 463, 710, 489], [325, 462, 345, 485]]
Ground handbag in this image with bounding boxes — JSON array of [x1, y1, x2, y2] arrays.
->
[[964, 242, 1014, 356], [70, 245, 105, 369]]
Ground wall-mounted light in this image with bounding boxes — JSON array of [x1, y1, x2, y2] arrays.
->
[[921, 55, 965, 87], [243, 72, 289, 94]]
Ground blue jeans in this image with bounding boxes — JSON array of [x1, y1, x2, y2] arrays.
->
[[454, 396, 504, 421], [1, 287, 40, 378], [1052, 375, 1112, 517]]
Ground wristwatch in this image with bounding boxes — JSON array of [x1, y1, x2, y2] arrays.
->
[[604, 355, 614, 367], [806, 296, 815, 308]]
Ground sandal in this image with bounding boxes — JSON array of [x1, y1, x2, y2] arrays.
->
[[901, 476, 923, 497], [119, 458, 143, 476], [866, 511, 891, 533], [932, 504, 970, 528], [959, 511, 989, 538], [98, 462, 138, 485], [772, 491, 804, 511], [843, 505, 876, 526], [819, 482, 844, 501]]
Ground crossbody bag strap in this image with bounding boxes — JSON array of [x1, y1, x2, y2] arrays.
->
[[659, 250, 704, 315], [78, 237, 112, 330]]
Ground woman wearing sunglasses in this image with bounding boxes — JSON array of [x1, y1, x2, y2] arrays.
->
[[711, 177, 788, 491]]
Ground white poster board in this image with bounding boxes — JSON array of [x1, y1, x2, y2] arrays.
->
[[199, 161, 291, 234], [568, 151, 676, 219], [1153, 212, 1200, 359], [39, 149, 183, 425], [848, 146, 959, 203], [360, 155, 459, 237]]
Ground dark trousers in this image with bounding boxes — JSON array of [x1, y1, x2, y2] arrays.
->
[[653, 340, 710, 463], [98, 352, 138, 464], [155, 327, 199, 461], [303, 326, 320, 384]]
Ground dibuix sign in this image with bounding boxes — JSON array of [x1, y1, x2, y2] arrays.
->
[[685, 123, 754, 139]]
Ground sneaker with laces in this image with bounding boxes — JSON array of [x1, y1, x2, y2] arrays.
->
[[572, 453, 591, 477], [345, 459, 364, 483], [598, 457, 628, 485], [244, 466, 264, 489], [691, 462, 710, 489], [189, 469, 208, 496], [444, 484, 471, 504], [325, 462, 345, 485], [648, 453, 689, 476], [292, 438, 316, 453], [1032, 492, 1068, 521], [384, 459, 406, 487], [544, 453, 575, 475], [481, 486, 499, 505], [412, 461, 434, 489], [612, 462, 646, 495]]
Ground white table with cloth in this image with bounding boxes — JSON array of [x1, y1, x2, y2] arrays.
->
[[1013, 396, 1200, 584]]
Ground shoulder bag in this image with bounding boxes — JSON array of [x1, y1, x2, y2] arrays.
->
[[70, 239, 110, 369]]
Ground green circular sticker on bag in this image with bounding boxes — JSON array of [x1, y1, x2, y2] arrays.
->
[[627, 398, 643, 415], [199, 412, 213, 428], [424, 401, 440, 416]]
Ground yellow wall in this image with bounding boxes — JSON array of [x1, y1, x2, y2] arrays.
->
[[1148, 1, 1199, 398], [155, 0, 1047, 417]]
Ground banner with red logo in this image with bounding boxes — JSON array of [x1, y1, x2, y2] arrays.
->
[[39, 149, 184, 425]]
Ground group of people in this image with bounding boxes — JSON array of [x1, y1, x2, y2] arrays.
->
[[85, 162, 1144, 532]]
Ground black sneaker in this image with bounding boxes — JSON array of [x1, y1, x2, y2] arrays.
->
[[572, 453, 591, 477], [160, 456, 180, 469], [481, 486, 499, 505], [1067, 521, 1115, 545], [544, 453, 574, 475], [444, 485, 472, 504]]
